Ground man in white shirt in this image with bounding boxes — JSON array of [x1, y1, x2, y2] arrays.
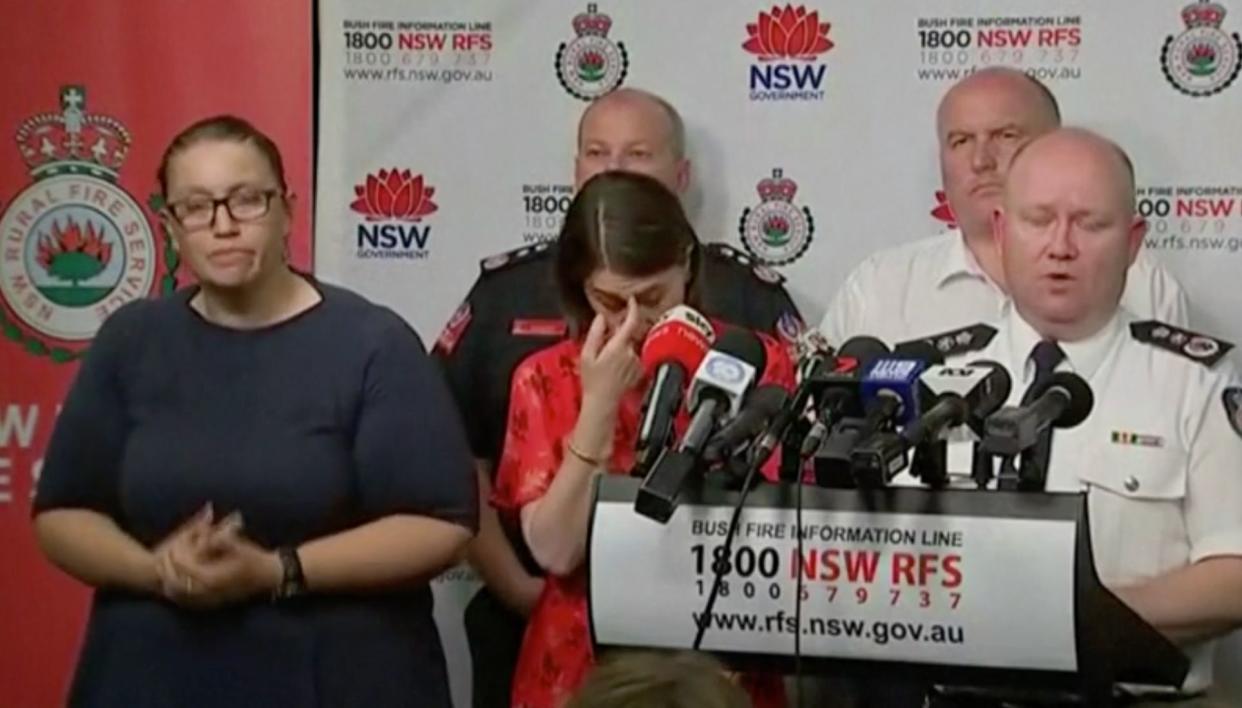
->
[[925, 128, 1242, 704], [820, 68, 1187, 350]]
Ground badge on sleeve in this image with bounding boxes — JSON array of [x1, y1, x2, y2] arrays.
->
[[1131, 320, 1233, 367], [775, 312, 805, 344], [511, 318, 568, 338], [1222, 387, 1242, 438], [434, 301, 472, 355]]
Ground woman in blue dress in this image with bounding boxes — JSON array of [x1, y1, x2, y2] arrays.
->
[[32, 115, 476, 707]]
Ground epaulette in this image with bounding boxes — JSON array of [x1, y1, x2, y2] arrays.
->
[[1130, 320, 1232, 367], [897, 323, 997, 358], [478, 241, 553, 274], [703, 242, 786, 286]]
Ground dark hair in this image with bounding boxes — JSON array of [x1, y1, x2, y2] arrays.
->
[[566, 651, 750, 708], [156, 115, 288, 197], [555, 171, 702, 331]]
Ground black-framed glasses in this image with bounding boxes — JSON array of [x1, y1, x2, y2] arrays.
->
[[166, 188, 282, 229]]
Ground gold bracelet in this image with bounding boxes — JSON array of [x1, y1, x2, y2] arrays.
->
[[565, 440, 606, 467]]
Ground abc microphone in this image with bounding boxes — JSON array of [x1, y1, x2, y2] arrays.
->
[[633, 306, 716, 476], [635, 329, 765, 522]]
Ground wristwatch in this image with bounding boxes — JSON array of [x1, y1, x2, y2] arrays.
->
[[272, 546, 307, 601]]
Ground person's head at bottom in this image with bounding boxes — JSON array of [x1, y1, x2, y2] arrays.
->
[[556, 170, 703, 346], [993, 126, 1145, 341], [566, 651, 751, 708]]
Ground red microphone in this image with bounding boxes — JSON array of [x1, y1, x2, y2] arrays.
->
[[634, 306, 715, 473]]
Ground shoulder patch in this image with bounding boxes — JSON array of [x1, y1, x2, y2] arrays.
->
[[1223, 387, 1242, 439], [434, 301, 472, 356], [479, 242, 553, 274], [1130, 320, 1233, 367], [897, 323, 997, 358]]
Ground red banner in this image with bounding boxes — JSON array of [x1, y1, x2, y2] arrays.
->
[[0, 3, 312, 705]]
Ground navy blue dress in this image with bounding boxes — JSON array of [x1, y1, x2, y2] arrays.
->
[[35, 278, 477, 707]]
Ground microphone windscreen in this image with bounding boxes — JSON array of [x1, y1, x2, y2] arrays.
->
[[640, 305, 714, 376], [1039, 371, 1094, 428]]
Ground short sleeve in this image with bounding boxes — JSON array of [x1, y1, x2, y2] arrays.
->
[[819, 260, 870, 348], [432, 284, 489, 457], [33, 302, 139, 516], [492, 354, 566, 512], [1183, 364, 1242, 562], [1126, 251, 1190, 327], [353, 314, 478, 530]]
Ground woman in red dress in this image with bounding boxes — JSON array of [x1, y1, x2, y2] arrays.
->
[[492, 171, 793, 708]]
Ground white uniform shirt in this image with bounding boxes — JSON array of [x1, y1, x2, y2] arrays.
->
[[819, 230, 1189, 347], [923, 305, 1242, 691]]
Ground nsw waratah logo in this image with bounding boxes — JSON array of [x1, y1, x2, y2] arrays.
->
[[351, 168, 437, 260], [744, 5, 834, 101]]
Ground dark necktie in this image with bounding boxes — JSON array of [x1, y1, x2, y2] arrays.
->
[[1004, 340, 1065, 490]]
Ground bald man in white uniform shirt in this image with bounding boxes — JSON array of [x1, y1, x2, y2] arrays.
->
[[819, 68, 1187, 352]]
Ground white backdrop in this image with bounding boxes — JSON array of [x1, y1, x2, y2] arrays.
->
[[315, 1, 1242, 704]]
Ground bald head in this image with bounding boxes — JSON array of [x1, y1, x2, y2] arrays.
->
[[574, 88, 690, 193], [936, 67, 1061, 138], [996, 127, 1147, 341], [1006, 127, 1136, 214], [577, 88, 685, 159]]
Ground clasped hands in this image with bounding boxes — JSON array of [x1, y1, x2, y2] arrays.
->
[[151, 504, 282, 608]]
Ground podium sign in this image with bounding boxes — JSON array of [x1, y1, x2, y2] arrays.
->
[[590, 478, 1078, 671]]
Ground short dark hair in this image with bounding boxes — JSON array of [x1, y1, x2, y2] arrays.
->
[[555, 171, 702, 332], [157, 115, 288, 197], [566, 651, 750, 708]]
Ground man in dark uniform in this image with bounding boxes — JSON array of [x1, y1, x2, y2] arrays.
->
[[433, 87, 803, 708]]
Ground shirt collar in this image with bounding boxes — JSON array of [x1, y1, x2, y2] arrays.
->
[[935, 229, 991, 288], [1003, 302, 1125, 385]]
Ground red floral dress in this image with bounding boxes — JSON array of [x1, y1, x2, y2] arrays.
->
[[493, 328, 795, 708]]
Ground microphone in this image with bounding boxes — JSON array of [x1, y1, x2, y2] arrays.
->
[[847, 349, 942, 486], [796, 336, 890, 459], [849, 361, 1012, 485], [635, 329, 765, 522], [903, 361, 1012, 445], [793, 328, 833, 384], [703, 384, 790, 463], [633, 306, 716, 476], [983, 372, 1094, 456]]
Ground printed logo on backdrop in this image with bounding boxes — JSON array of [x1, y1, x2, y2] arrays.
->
[[556, 4, 628, 101], [744, 5, 835, 101], [738, 168, 814, 266], [930, 190, 957, 230], [520, 183, 573, 244], [341, 18, 493, 84], [0, 86, 165, 363], [350, 168, 438, 260], [913, 14, 1082, 82], [1161, 0, 1241, 97], [1136, 185, 1242, 255]]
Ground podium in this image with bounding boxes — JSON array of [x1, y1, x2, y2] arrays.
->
[[587, 476, 1187, 704]]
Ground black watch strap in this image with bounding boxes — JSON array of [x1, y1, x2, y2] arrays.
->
[[273, 546, 306, 601]]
